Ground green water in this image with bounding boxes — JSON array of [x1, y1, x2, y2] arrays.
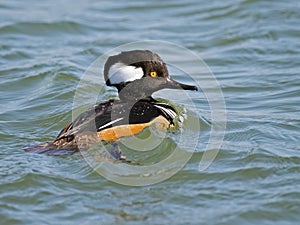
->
[[1, 0, 300, 224]]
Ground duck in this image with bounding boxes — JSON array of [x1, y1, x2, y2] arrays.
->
[[25, 50, 198, 159]]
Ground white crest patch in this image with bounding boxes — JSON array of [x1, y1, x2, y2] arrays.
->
[[108, 62, 144, 85]]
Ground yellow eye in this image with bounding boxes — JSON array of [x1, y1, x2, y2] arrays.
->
[[150, 71, 157, 77]]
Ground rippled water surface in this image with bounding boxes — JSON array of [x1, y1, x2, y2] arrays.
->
[[1, 0, 300, 224]]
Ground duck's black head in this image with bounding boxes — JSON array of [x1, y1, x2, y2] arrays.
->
[[104, 50, 198, 100]]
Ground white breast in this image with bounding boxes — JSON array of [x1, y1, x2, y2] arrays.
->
[[108, 62, 144, 85]]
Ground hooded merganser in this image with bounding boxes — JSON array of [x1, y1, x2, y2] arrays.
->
[[25, 50, 198, 159]]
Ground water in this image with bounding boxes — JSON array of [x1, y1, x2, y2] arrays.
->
[[1, 0, 300, 224]]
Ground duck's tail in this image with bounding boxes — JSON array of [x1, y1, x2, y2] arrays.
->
[[24, 122, 79, 155], [24, 140, 78, 156]]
